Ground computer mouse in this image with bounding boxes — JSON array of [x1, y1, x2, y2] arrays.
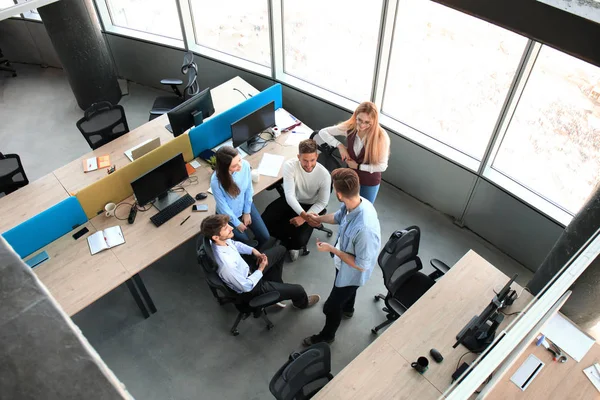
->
[[430, 348, 443, 363], [195, 192, 208, 201]]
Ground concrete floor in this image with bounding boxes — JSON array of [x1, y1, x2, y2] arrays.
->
[[1, 64, 532, 400]]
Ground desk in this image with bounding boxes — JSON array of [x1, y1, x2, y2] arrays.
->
[[0, 172, 69, 233], [486, 336, 600, 399], [314, 251, 532, 399], [53, 77, 260, 195]]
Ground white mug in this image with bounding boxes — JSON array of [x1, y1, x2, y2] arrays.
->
[[251, 169, 260, 183], [105, 202, 116, 217]]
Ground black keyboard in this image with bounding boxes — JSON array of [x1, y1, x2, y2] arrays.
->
[[150, 194, 195, 227]]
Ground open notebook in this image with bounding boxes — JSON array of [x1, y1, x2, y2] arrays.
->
[[87, 226, 125, 255]]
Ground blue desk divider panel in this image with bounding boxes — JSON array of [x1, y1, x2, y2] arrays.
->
[[189, 83, 283, 157], [1, 196, 88, 259]]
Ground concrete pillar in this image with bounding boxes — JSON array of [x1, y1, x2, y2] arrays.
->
[[527, 185, 600, 332], [37, 0, 121, 110]]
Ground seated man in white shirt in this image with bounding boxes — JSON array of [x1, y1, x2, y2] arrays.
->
[[262, 139, 331, 262], [200, 214, 321, 308]]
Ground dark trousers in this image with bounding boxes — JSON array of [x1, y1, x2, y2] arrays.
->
[[262, 197, 322, 250], [319, 270, 358, 340], [241, 244, 309, 308]]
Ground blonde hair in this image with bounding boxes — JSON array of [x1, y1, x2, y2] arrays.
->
[[339, 101, 390, 165]]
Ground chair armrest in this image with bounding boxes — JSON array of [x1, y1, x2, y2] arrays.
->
[[429, 258, 450, 280], [149, 109, 169, 115], [249, 291, 280, 309], [387, 297, 407, 317], [160, 79, 183, 86]]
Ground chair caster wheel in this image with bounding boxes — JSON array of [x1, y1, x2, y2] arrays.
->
[[231, 329, 240, 336], [327, 232, 333, 237], [371, 328, 378, 334], [374, 295, 380, 302]]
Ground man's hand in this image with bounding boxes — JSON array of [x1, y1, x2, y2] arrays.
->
[[316, 238, 334, 253], [306, 213, 321, 225], [290, 216, 306, 227], [307, 219, 321, 228], [237, 223, 247, 233], [258, 255, 268, 271], [242, 213, 252, 226], [346, 159, 358, 169]]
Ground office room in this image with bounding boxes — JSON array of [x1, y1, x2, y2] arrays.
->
[[1, 0, 600, 399]]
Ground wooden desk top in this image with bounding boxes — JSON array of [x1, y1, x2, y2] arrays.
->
[[0, 173, 69, 233], [486, 339, 600, 399], [26, 222, 129, 316], [53, 77, 260, 195], [314, 250, 532, 399]]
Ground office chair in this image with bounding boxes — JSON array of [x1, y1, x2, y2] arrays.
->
[[371, 226, 451, 334], [269, 342, 334, 400], [149, 52, 199, 121], [0, 152, 29, 195], [196, 235, 281, 336], [0, 48, 17, 77], [76, 101, 130, 150]]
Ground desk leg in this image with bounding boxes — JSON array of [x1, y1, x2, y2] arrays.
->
[[132, 273, 157, 314], [126, 279, 150, 319]]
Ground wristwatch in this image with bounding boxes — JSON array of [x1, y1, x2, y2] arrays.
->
[[357, 163, 361, 170]]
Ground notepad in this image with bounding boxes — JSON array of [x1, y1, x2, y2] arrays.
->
[[275, 108, 302, 132], [83, 155, 110, 172], [87, 226, 125, 255]]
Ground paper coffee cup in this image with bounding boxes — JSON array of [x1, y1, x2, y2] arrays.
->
[[251, 170, 260, 183]]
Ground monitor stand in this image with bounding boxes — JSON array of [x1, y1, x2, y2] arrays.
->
[[239, 135, 267, 155], [153, 190, 184, 212], [165, 124, 173, 133]]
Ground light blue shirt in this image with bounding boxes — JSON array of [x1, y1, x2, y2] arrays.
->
[[333, 198, 381, 287], [210, 160, 253, 227], [212, 239, 262, 293]]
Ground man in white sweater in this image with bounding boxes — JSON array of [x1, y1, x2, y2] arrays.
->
[[262, 139, 331, 261]]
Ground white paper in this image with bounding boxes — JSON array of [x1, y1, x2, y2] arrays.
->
[[190, 160, 201, 168], [583, 363, 600, 393], [257, 153, 284, 177], [541, 313, 595, 362], [87, 231, 108, 255], [85, 157, 98, 171], [285, 132, 311, 146], [104, 226, 125, 248], [275, 108, 301, 131]]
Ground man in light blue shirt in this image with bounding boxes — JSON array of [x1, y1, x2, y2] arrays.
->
[[303, 168, 381, 346]]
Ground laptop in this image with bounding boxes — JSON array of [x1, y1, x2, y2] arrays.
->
[[124, 137, 161, 162]]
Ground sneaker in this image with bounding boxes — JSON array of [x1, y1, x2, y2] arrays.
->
[[302, 334, 335, 347], [343, 311, 354, 319], [274, 301, 287, 309], [294, 294, 320, 309], [289, 249, 300, 262]]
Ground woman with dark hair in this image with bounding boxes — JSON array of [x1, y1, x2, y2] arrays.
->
[[210, 146, 270, 246]]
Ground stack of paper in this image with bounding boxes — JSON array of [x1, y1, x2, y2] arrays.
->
[[275, 108, 301, 131], [257, 153, 285, 177], [541, 313, 595, 362]]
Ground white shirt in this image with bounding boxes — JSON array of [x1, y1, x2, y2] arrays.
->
[[212, 239, 262, 293], [282, 159, 331, 216], [318, 125, 389, 173]]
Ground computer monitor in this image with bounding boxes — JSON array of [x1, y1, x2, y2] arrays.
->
[[167, 88, 215, 137], [130, 153, 189, 211], [231, 101, 275, 155], [453, 274, 518, 353]]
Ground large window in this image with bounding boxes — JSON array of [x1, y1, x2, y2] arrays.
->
[[492, 46, 600, 214], [383, 0, 527, 159], [188, 0, 270, 67], [105, 0, 182, 40], [282, 0, 383, 102]]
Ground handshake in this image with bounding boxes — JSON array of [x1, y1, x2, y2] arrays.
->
[[289, 212, 322, 228]]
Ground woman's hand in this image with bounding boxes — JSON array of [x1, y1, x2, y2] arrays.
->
[[338, 144, 350, 162], [242, 213, 252, 226], [346, 159, 358, 169]]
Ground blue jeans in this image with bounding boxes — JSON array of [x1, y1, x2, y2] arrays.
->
[[231, 203, 270, 246], [360, 184, 380, 204]]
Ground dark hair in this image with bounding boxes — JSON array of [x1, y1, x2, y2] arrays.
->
[[200, 214, 230, 239], [215, 146, 240, 197], [298, 139, 318, 155], [331, 168, 360, 198]]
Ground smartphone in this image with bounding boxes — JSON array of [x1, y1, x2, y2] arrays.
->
[[192, 204, 209, 212], [72, 226, 89, 240]]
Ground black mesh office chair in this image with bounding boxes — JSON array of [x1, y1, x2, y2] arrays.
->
[[371, 226, 451, 334], [196, 235, 281, 336], [76, 101, 130, 150], [0, 48, 17, 77], [269, 342, 334, 400], [149, 52, 199, 121], [0, 152, 28, 195]]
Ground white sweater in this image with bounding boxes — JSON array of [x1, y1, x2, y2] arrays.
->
[[282, 159, 331, 216], [318, 125, 389, 173]]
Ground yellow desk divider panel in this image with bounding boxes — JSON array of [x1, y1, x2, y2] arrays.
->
[[76, 134, 194, 218]]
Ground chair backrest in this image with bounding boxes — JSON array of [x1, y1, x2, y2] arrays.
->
[[378, 226, 423, 296], [0, 152, 29, 195], [309, 131, 343, 175], [181, 51, 194, 74], [183, 63, 199, 101], [269, 342, 333, 400], [76, 101, 130, 150], [196, 234, 239, 302]]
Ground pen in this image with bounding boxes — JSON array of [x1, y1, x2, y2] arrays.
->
[[180, 216, 191, 226]]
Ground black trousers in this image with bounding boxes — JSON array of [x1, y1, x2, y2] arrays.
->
[[241, 244, 309, 308], [262, 197, 323, 250], [318, 270, 358, 340]]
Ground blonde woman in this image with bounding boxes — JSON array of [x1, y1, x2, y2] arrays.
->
[[318, 101, 390, 203]]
